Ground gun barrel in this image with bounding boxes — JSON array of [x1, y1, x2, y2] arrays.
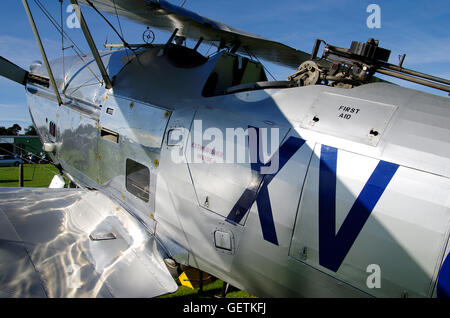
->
[[380, 62, 450, 86], [377, 68, 450, 93]]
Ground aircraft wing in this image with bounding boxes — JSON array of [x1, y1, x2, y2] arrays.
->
[[78, 0, 311, 68], [0, 187, 177, 298]]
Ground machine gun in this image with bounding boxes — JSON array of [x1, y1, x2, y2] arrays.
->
[[288, 38, 450, 93]]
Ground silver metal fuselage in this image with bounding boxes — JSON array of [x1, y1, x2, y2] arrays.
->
[[25, 46, 450, 298]]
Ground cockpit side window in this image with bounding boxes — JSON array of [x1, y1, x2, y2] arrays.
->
[[202, 52, 268, 97], [125, 159, 150, 202]]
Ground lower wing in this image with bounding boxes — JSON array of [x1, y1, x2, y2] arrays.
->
[[0, 187, 177, 298]]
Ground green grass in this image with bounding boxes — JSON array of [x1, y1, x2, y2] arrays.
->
[[0, 164, 62, 188], [159, 278, 256, 299], [0, 163, 255, 298]]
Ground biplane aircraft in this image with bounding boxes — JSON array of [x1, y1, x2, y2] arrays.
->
[[0, 0, 449, 298]]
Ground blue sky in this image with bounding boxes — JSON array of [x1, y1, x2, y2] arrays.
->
[[1, 0, 449, 130]]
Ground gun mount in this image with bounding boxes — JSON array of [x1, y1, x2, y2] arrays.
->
[[288, 38, 450, 93]]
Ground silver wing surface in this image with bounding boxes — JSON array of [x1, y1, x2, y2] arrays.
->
[[78, 0, 311, 68], [0, 187, 177, 298]]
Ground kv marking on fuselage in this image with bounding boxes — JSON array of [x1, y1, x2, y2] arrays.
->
[[225, 127, 399, 272]]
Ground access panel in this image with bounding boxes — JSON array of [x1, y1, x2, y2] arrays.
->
[[186, 107, 290, 225], [300, 92, 397, 146], [289, 144, 450, 297]]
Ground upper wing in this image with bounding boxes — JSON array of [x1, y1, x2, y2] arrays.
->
[[0, 187, 177, 298], [78, 0, 311, 69]]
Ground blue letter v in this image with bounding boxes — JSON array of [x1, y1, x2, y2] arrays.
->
[[319, 145, 399, 272]]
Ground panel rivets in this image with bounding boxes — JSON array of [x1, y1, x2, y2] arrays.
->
[[300, 247, 308, 261]]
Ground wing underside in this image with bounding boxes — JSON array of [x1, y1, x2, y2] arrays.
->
[[0, 187, 177, 298], [78, 0, 311, 68]]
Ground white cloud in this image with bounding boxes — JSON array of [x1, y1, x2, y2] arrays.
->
[[0, 35, 60, 70], [0, 102, 31, 123]]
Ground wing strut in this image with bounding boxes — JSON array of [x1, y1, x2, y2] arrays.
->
[[70, 0, 113, 89], [22, 0, 63, 105]]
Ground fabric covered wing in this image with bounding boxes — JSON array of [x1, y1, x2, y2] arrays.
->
[[0, 187, 177, 298], [78, 0, 311, 68]]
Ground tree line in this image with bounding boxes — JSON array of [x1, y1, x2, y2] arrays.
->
[[0, 124, 37, 136]]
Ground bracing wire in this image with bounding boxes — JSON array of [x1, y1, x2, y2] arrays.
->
[[85, 0, 135, 52], [112, 0, 130, 59], [112, 0, 125, 42], [59, 0, 66, 85], [205, 42, 214, 57], [32, 0, 103, 85], [34, 0, 83, 55], [243, 47, 277, 81], [60, 0, 65, 86]]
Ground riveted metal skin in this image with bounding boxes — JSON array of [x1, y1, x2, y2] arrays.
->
[[15, 39, 450, 298]]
